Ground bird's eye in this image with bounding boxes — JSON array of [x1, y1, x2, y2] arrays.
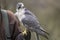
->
[[18, 6, 21, 9], [18, 4, 21, 9]]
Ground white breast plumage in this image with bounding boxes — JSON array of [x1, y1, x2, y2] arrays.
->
[[17, 8, 26, 21]]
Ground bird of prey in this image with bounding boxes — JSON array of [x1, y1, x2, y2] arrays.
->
[[15, 2, 49, 40]]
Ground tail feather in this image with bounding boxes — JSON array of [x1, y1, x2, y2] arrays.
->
[[35, 28, 49, 39], [40, 29, 49, 35]]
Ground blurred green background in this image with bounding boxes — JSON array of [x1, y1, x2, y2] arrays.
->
[[1, 0, 60, 40]]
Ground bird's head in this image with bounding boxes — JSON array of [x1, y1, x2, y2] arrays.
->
[[16, 2, 24, 10]]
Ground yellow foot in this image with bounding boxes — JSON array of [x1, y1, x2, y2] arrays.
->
[[22, 29, 27, 35]]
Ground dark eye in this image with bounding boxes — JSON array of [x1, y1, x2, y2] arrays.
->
[[18, 4, 21, 9], [18, 6, 21, 9]]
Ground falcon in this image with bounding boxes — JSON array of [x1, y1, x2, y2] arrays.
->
[[15, 2, 49, 40]]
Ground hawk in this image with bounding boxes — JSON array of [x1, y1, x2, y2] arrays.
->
[[15, 2, 49, 40]]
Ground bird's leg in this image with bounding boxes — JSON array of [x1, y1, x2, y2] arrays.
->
[[36, 33, 40, 40]]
